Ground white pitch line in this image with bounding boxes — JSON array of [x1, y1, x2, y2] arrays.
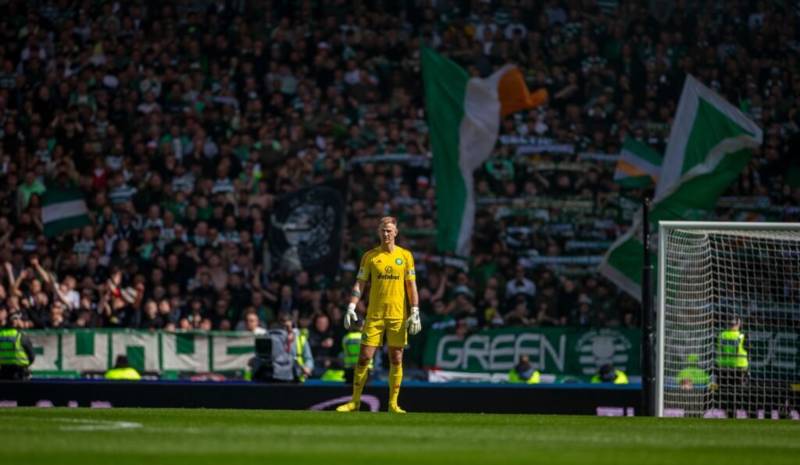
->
[[55, 418, 143, 431]]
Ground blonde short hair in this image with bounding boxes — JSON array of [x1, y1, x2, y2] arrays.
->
[[378, 216, 398, 227]]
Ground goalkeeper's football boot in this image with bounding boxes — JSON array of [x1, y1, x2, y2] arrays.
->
[[336, 401, 360, 412], [388, 404, 406, 414]]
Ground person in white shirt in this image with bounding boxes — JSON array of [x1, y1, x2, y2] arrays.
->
[[505, 265, 536, 301]]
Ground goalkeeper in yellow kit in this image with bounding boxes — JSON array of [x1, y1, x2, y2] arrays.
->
[[336, 216, 421, 413]]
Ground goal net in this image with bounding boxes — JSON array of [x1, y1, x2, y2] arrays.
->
[[656, 222, 800, 419]]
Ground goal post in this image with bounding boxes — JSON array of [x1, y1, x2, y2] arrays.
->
[[656, 221, 800, 418]]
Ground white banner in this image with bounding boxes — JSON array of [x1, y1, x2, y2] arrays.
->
[[28, 331, 256, 374]]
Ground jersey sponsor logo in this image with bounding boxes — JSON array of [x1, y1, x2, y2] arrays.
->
[[377, 266, 400, 280]]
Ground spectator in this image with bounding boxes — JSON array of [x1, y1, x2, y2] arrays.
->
[[239, 307, 267, 335], [0, 1, 795, 380], [570, 294, 595, 327], [505, 265, 536, 303], [138, 300, 164, 330], [308, 313, 337, 377]]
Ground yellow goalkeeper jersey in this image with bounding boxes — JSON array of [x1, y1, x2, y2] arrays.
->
[[357, 245, 416, 319]]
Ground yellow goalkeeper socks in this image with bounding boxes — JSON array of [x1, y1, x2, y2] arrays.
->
[[389, 363, 403, 407], [351, 364, 369, 404]]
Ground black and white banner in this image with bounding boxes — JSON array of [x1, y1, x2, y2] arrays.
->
[[268, 186, 344, 276]]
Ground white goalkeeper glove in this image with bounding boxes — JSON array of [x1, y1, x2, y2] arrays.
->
[[407, 306, 421, 335], [344, 302, 358, 330]]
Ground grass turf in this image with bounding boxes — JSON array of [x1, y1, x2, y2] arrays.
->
[[0, 408, 797, 465]]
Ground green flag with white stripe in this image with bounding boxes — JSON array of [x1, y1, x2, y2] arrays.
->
[[599, 75, 763, 299], [42, 187, 90, 238], [614, 137, 662, 189]]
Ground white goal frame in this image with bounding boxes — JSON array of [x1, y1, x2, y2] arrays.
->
[[656, 221, 800, 417]]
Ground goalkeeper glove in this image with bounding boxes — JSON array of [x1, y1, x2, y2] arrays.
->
[[407, 306, 422, 335], [344, 302, 358, 330]]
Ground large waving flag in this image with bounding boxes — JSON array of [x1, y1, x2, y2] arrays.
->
[[422, 47, 547, 255], [600, 75, 762, 299], [42, 187, 90, 237], [614, 137, 662, 189]]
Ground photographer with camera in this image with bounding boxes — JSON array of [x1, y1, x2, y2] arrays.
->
[[247, 314, 313, 383]]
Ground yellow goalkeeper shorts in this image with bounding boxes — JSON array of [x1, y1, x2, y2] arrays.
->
[[362, 317, 407, 348]]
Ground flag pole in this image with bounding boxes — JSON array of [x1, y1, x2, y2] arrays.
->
[[641, 197, 655, 416]]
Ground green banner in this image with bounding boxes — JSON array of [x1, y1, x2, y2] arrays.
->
[[738, 328, 799, 380], [26, 330, 256, 376], [424, 327, 641, 377]]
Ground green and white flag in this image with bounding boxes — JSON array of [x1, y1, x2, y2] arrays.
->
[[42, 187, 90, 237], [422, 47, 547, 255], [600, 75, 763, 299], [614, 137, 662, 188]]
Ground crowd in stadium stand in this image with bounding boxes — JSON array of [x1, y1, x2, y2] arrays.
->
[[1, 1, 799, 370]]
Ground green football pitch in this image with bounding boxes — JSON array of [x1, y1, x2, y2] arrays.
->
[[0, 408, 797, 465]]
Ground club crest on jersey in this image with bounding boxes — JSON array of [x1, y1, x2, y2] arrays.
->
[[395, 258, 403, 265]]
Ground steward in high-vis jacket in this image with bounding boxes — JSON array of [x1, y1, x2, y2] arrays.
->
[[104, 355, 142, 380], [342, 329, 365, 384], [591, 363, 629, 384], [0, 314, 35, 380], [508, 354, 541, 384], [716, 316, 749, 417]]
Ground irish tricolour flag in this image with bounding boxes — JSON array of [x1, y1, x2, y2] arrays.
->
[[600, 75, 763, 299], [422, 47, 546, 255], [42, 187, 90, 237]]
